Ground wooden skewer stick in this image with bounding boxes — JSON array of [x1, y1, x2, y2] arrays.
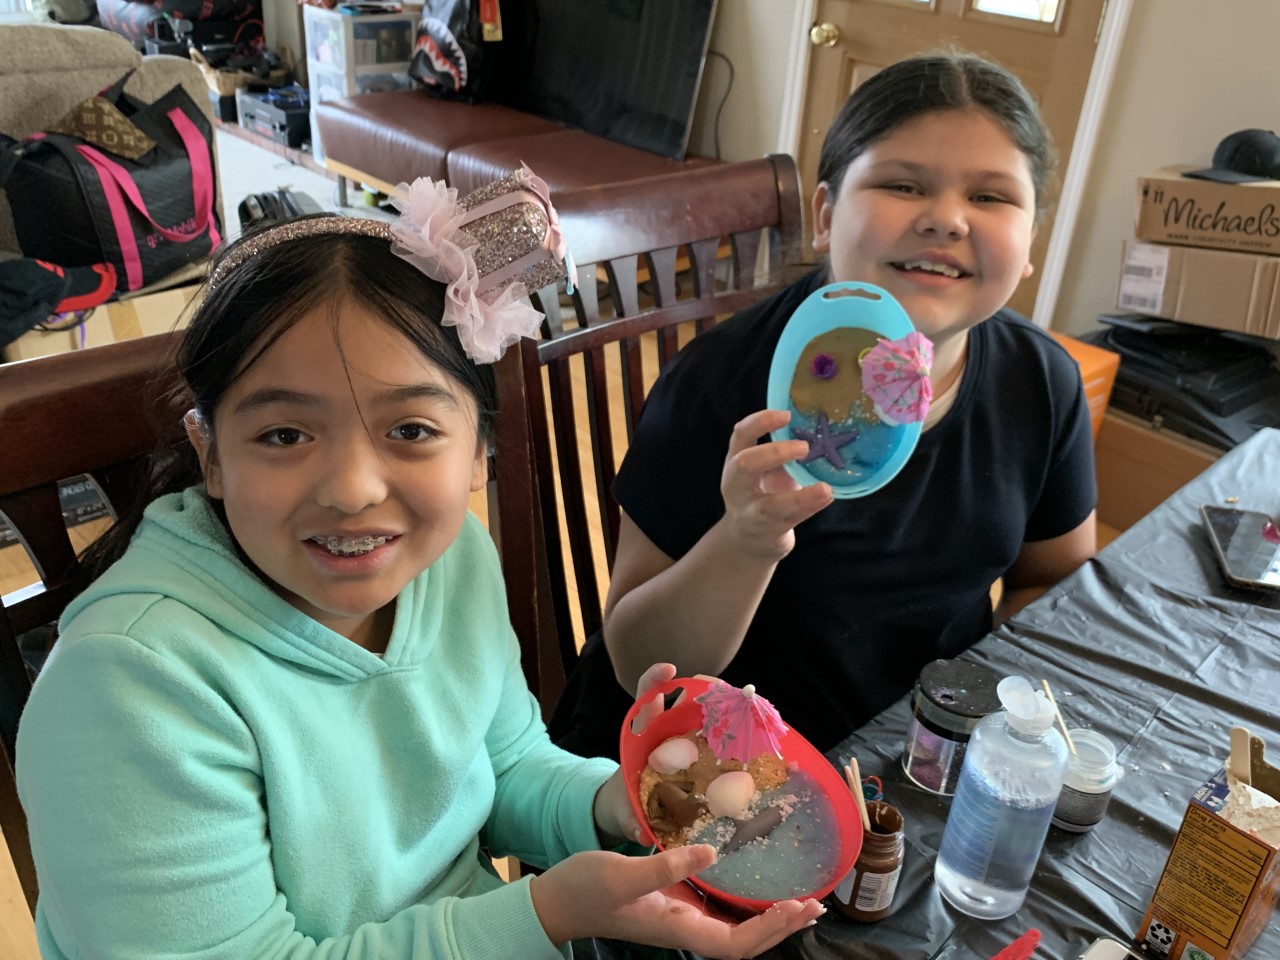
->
[[844, 759, 872, 832], [1040, 678, 1077, 756]]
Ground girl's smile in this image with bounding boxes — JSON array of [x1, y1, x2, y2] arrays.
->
[[186, 300, 488, 650]]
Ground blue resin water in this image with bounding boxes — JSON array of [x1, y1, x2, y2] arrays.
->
[[688, 767, 840, 901], [789, 407, 898, 487], [935, 760, 1059, 918]]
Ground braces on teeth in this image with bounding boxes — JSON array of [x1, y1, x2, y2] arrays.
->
[[312, 535, 391, 555]]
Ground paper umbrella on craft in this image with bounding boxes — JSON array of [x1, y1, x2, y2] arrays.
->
[[860, 331, 934, 425], [695, 681, 788, 763]]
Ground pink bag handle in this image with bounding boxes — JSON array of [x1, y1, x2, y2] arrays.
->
[[75, 107, 220, 289]]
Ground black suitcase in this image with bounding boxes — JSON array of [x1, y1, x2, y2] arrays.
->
[[1084, 314, 1280, 451], [237, 189, 324, 229]]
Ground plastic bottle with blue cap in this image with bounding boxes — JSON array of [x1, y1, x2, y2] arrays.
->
[[934, 676, 1070, 920]]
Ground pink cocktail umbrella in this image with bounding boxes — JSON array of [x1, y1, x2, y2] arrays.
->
[[695, 681, 788, 763], [860, 331, 934, 425]]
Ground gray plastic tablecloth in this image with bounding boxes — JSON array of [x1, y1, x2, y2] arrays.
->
[[576, 427, 1280, 960]]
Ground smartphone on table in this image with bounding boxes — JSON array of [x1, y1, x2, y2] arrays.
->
[[1199, 504, 1280, 592]]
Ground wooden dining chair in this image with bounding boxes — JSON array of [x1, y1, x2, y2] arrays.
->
[[0, 331, 555, 914], [0, 331, 184, 914], [490, 154, 807, 718]]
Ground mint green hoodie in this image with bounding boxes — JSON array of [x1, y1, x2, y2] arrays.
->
[[17, 488, 616, 959]]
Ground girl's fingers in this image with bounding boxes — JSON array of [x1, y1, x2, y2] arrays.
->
[[630, 690, 665, 736], [634, 662, 677, 698], [612, 845, 717, 902], [759, 464, 803, 496], [739, 899, 826, 954], [726, 410, 792, 462], [729, 439, 809, 481], [629, 662, 678, 734], [741, 484, 833, 530]]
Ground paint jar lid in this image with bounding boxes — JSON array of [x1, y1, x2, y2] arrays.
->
[[911, 659, 1003, 735]]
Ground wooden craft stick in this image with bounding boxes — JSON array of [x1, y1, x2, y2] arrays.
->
[[845, 760, 872, 832], [1229, 725, 1253, 785], [1040, 679, 1077, 756]]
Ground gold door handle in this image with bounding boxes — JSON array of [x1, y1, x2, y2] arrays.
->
[[809, 22, 840, 47]]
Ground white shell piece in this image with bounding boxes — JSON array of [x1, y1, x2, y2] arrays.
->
[[648, 737, 699, 775], [705, 771, 755, 819]]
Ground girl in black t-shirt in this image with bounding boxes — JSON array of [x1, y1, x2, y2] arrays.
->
[[553, 53, 1098, 757]]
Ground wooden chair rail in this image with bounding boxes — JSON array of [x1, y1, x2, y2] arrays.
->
[[494, 154, 807, 715]]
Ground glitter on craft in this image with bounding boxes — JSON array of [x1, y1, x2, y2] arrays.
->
[[793, 413, 860, 470], [810, 353, 837, 380]]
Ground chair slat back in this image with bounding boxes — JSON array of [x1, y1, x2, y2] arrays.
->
[[0, 331, 183, 914], [493, 155, 806, 716]]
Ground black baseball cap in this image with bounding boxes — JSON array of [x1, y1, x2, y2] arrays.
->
[[1184, 129, 1280, 183]]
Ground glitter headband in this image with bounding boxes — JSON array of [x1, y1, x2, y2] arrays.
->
[[206, 165, 572, 364]]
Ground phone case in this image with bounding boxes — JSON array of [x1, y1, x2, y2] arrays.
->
[[1200, 504, 1280, 593]]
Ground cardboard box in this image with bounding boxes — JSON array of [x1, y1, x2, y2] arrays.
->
[[3, 283, 199, 363], [1116, 240, 1280, 340], [1049, 332, 1120, 441], [1095, 411, 1220, 531], [1137, 166, 1280, 256], [1138, 733, 1280, 960]]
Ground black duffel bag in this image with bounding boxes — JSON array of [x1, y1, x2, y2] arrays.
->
[[0, 72, 221, 295]]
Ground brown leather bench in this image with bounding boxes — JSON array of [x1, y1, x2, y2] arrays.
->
[[313, 91, 717, 198]]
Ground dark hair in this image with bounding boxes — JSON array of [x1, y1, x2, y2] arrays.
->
[[81, 218, 498, 581], [816, 52, 1056, 215]]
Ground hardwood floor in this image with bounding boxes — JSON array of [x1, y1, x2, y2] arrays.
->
[[0, 829, 36, 959]]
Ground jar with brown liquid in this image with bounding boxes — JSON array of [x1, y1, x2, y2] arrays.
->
[[830, 800, 905, 921]]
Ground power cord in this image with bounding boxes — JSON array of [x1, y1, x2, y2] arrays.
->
[[705, 50, 735, 161]]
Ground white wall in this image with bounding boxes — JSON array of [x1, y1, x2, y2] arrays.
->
[[687, 0, 806, 162], [263, 0, 304, 82], [1053, 0, 1280, 335]]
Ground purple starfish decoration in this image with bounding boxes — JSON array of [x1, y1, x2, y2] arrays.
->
[[793, 413, 860, 470]]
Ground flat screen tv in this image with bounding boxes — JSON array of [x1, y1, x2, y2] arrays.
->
[[503, 0, 719, 160]]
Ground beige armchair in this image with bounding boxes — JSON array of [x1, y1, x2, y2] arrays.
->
[[0, 22, 218, 257]]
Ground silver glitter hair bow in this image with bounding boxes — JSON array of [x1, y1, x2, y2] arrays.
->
[[206, 165, 573, 364]]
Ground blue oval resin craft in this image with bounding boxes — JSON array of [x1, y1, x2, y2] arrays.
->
[[767, 282, 933, 498]]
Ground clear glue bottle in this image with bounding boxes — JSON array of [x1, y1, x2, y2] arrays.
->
[[934, 676, 1069, 920]]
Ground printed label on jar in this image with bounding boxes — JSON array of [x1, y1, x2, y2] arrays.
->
[[854, 865, 903, 912], [1053, 782, 1113, 828]]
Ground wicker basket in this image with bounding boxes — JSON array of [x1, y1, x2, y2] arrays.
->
[[190, 45, 294, 96]]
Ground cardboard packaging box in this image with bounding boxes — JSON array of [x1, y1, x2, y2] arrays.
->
[[1116, 240, 1280, 340], [3, 283, 199, 363], [1049, 332, 1120, 441], [1138, 732, 1280, 960], [1136, 166, 1280, 256]]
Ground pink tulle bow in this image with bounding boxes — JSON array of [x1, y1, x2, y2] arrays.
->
[[388, 174, 546, 364], [519, 162, 567, 262]]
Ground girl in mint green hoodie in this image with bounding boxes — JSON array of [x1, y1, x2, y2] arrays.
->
[[15, 173, 823, 960]]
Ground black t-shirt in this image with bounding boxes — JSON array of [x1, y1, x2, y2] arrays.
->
[[554, 269, 1096, 756]]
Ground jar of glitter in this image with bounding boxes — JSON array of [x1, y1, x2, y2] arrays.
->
[[1051, 728, 1123, 833], [901, 659, 1002, 795], [830, 800, 905, 921]]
